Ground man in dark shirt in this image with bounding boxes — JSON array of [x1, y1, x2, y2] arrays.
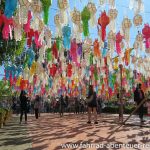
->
[[20, 90, 28, 124], [134, 84, 145, 123]]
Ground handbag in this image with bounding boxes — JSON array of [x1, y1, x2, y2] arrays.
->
[[86, 95, 93, 103]]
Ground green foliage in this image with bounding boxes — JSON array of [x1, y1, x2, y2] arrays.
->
[[0, 80, 12, 99]]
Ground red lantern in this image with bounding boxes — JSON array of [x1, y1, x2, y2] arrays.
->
[[67, 63, 72, 77], [98, 11, 110, 42], [27, 29, 34, 47], [116, 32, 124, 55], [49, 64, 57, 77], [2, 15, 13, 40], [0, 14, 4, 28], [52, 42, 58, 59], [24, 11, 32, 33], [142, 24, 150, 49]]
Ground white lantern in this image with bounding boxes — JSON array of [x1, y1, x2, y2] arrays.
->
[[31, 0, 42, 13], [19, 0, 31, 7], [133, 14, 143, 26], [122, 17, 132, 29], [54, 14, 61, 26], [58, 0, 68, 10], [108, 8, 118, 20]]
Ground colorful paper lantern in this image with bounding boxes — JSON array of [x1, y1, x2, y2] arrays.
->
[[81, 6, 91, 37], [87, 2, 97, 27], [116, 32, 124, 55], [62, 25, 71, 50], [4, 0, 17, 18], [133, 14, 143, 27], [142, 24, 150, 51], [122, 17, 132, 46], [40, 0, 52, 24], [108, 8, 118, 32], [98, 11, 110, 42]]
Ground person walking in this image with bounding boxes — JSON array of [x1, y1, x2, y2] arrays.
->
[[74, 97, 80, 114], [86, 85, 98, 124], [59, 95, 65, 117], [20, 90, 28, 124], [34, 95, 40, 119], [134, 83, 145, 123]]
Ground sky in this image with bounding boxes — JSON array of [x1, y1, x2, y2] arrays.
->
[[0, 0, 150, 80]]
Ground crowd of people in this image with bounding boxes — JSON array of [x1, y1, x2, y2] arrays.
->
[[10, 84, 150, 125]]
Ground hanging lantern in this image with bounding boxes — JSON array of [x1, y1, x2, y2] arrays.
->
[[71, 8, 81, 25], [107, 30, 115, 53], [99, 0, 106, 5], [14, 12, 22, 41], [37, 19, 44, 33], [93, 39, 100, 57], [108, 0, 115, 7], [116, 32, 124, 55], [40, 0, 52, 24], [24, 11, 32, 33], [81, 6, 91, 37], [4, 0, 18, 18], [87, 2, 97, 27], [57, 0, 69, 25], [129, 0, 144, 14], [122, 17, 132, 46], [133, 14, 143, 26], [108, 8, 118, 32], [62, 25, 71, 50], [45, 28, 52, 48], [98, 11, 110, 42], [19, 0, 31, 7], [135, 31, 143, 50], [133, 41, 139, 50], [58, 0, 68, 10], [31, 0, 42, 13], [2, 15, 13, 40], [71, 8, 82, 41], [142, 24, 150, 51], [54, 14, 62, 36]]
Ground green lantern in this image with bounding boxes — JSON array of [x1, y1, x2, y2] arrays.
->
[[56, 37, 62, 51], [81, 6, 91, 37], [94, 66, 98, 81], [40, 0, 52, 24], [47, 48, 52, 61], [89, 52, 93, 65]]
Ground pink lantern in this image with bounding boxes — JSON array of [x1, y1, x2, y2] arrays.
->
[[116, 32, 124, 55], [2, 15, 13, 40], [142, 24, 150, 49], [24, 11, 32, 33]]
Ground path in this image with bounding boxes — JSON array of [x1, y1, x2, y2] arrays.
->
[[0, 113, 150, 150]]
